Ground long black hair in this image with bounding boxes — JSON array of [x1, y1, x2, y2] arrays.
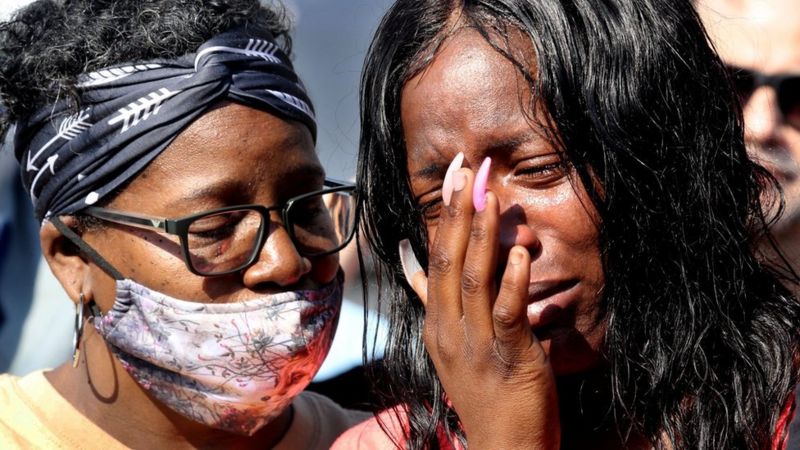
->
[[357, 1, 800, 448]]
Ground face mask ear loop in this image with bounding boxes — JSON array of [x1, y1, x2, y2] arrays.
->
[[50, 215, 123, 317]]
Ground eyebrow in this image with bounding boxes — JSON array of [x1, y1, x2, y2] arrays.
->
[[162, 182, 241, 212], [411, 162, 445, 181], [484, 131, 539, 155], [410, 131, 543, 181]]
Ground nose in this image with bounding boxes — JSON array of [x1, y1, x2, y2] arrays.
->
[[496, 202, 542, 261], [743, 86, 783, 145], [241, 222, 312, 288]]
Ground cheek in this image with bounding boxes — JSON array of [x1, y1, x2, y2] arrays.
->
[[88, 264, 120, 312], [126, 236, 188, 288], [517, 182, 601, 254], [310, 253, 341, 285], [90, 229, 200, 297]]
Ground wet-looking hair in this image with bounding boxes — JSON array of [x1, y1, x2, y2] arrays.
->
[[357, 0, 800, 449]]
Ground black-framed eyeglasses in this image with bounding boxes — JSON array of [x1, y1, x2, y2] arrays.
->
[[82, 179, 356, 276], [727, 65, 800, 128]]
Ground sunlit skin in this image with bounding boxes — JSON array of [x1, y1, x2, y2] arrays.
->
[[39, 102, 339, 449], [699, 0, 800, 270], [399, 27, 637, 449], [402, 29, 605, 375]]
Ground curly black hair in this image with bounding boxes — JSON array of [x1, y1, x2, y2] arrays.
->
[[0, 0, 291, 133], [0, 0, 291, 229], [357, 0, 800, 449]]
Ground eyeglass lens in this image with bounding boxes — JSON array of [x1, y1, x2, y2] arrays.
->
[[730, 67, 800, 128], [778, 77, 800, 129], [288, 190, 355, 256], [185, 209, 263, 275], [184, 190, 355, 275]]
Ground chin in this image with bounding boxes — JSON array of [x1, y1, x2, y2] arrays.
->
[[536, 326, 604, 376]]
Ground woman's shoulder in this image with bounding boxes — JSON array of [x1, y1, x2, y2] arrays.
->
[[0, 371, 59, 448], [0, 372, 32, 427], [0, 372, 20, 400], [331, 407, 406, 450], [275, 390, 372, 450], [0, 370, 130, 449], [331, 405, 463, 450], [296, 390, 372, 428]]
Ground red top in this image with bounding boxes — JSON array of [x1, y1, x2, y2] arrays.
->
[[773, 391, 796, 450], [334, 392, 797, 450]]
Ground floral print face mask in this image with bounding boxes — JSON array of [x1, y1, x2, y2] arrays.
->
[[93, 272, 343, 436]]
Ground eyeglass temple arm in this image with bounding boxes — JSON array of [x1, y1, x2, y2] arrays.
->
[[83, 207, 173, 233], [50, 216, 125, 284]]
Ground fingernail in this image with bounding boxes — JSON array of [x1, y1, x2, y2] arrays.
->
[[398, 239, 423, 284], [509, 248, 524, 265], [473, 157, 491, 212], [452, 171, 467, 192], [442, 152, 464, 206]]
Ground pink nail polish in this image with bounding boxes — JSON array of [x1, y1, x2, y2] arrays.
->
[[473, 157, 491, 212], [442, 152, 464, 206]]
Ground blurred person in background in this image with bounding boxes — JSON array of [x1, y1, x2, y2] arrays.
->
[[698, 0, 800, 446], [698, 0, 800, 276]]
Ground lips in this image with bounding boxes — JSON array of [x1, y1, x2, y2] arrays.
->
[[526, 279, 579, 329]]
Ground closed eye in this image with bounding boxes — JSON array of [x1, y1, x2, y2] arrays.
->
[[515, 157, 570, 186], [418, 197, 442, 224]]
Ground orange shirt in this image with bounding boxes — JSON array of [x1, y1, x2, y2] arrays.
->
[[0, 371, 368, 449]]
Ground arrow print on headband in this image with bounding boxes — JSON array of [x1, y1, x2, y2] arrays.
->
[[26, 109, 91, 172], [193, 39, 281, 71], [108, 87, 180, 133], [29, 154, 58, 201], [77, 63, 163, 88]]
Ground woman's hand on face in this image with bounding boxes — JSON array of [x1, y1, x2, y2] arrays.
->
[[401, 160, 560, 450]]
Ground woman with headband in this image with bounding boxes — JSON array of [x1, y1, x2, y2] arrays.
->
[[0, 1, 366, 448], [338, 0, 800, 449]]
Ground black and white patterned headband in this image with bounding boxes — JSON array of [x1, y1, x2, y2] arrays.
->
[[10, 29, 315, 222]]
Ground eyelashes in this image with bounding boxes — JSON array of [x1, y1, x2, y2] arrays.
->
[[418, 198, 442, 222], [516, 162, 567, 179]]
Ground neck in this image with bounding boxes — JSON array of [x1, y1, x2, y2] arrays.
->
[[556, 371, 651, 450], [46, 326, 294, 449]]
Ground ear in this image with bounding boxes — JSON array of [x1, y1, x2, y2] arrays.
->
[[40, 217, 93, 305]]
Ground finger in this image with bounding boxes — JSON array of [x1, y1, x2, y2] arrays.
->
[[492, 245, 538, 355], [461, 189, 499, 344], [426, 167, 475, 330]]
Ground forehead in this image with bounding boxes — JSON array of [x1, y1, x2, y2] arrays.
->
[[116, 102, 320, 209], [698, 0, 800, 72], [164, 101, 315, 166], [401, 27, 544, 162]]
